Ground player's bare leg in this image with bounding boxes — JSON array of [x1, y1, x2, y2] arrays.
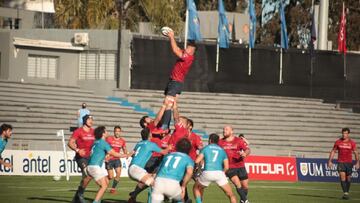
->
[[93, 177, 109, 203], [110, 167, 121, 193], [220, 183, 237, 203], [339, 171, 350, 199], [128, 174, 154, 203], [107, 168, 114, 179], [193, 181, 204, 203], [230, 176, 248, 203]]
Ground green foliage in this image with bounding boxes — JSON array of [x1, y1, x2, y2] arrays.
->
[[138, 0, 185, 34], [52, 0, 360, 50]]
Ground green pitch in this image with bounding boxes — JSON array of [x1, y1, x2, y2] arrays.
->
[[0, 176, 359, 203]]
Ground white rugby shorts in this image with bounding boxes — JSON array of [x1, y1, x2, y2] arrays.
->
[[128, 164, 147, 181], [151, 177, 182, 203], [87, 165, 108, 181], [198, 170, 228, 187]]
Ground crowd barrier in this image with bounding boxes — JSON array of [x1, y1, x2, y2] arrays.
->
[[1, 150, 359, 183]]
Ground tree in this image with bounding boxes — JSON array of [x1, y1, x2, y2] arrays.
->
[[328, 0, 360, 51], [137, 0, 184, 33], [54, 0, 87, 29]]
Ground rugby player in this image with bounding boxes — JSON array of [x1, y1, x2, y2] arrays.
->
[[328, 128, 359, 200]]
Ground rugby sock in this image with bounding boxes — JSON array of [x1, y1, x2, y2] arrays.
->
[[184, 187, 189, 201], [244, 188, 248, 196], [112, 180, 119, 189], [346, 181, 351, 193], [147, 187, 152, 203], [78, 186, 85, 195], [130, 185, 148, 197], [195, 196, 202, 203], [236, 188, 247, 202], [340, 181, 347, 193]]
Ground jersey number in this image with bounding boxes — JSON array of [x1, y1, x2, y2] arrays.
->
[[134, 147, 141, 157], [211, 150, 219, 162], [164, 155, 182, 169]]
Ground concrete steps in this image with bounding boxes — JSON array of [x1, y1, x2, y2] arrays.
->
[[112, 89, 360, 158], [1, 81, 360, 159]]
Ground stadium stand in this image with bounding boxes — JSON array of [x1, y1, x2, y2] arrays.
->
[[0, 80, 144, 151], [1, 80, 359, 158], [113, 89, 360, 158]]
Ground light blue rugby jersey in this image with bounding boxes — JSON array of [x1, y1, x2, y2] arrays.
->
[[88, 139, 112, 167], [157, 152, 194, 182], [201, 144, 228, 171], [130, 140, 161, 168], [0, 137, 8, 157]]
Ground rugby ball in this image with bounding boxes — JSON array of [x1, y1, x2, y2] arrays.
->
[[161, 26, 173, 36], [53, 175, 61, 181]]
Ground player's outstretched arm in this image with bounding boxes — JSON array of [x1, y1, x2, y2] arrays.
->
[[160, 147, 170, 155], [108, 149, 129, 158], [153, 102, 168, 127], [168, 31, 183, 58]]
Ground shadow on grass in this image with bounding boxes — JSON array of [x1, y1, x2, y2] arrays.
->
[[289, 193, 340, 200], [27, 196, 129, 203], [103, 199, 130, 203], [27, 196, 72, 202]]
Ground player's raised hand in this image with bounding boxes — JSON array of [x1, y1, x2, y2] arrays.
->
[[167, 30, 175, 39]]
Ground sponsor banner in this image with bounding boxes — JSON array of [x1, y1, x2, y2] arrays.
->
[[296, 158, 360, 182], [245, 155, 297, 182], [0, 150, 130, 177]]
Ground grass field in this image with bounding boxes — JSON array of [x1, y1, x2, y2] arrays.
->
[[0, 176, 359, 203]]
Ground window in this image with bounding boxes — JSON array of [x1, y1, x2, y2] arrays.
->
[[27, 55, 58, 79], [79, 51, 116, 80]]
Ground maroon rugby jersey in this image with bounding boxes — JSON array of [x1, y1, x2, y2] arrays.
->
[[219, 137, 249, 168], [106, 136, 126, 160], [151, 134, 171, 157], [168, 122, 189, 151], [170, 51, 194, 82], [71, 127, 95, 158], [186, 132, 203, 161], [333, 139, 357, 163]]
